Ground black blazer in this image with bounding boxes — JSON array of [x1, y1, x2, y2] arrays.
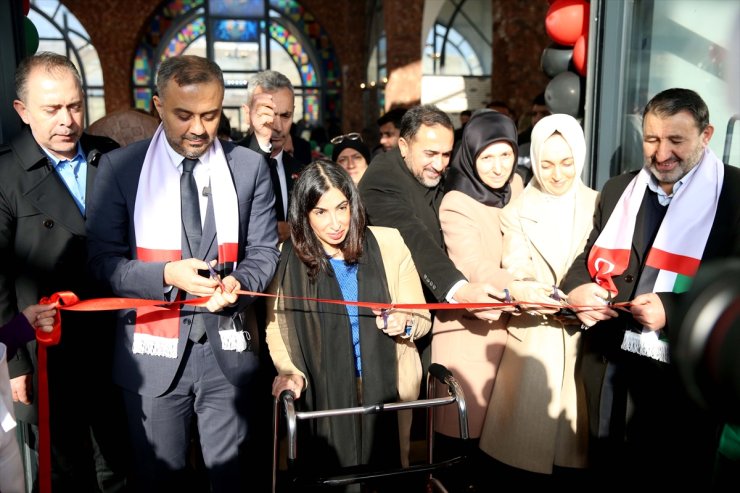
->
[[359, 148, 465, 302], [560, 163, 740, 444], [242, 134, 303, 215], [0, 127, 119, 421]]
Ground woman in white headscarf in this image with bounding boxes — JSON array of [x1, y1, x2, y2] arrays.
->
[[479, 114, 599, 484]]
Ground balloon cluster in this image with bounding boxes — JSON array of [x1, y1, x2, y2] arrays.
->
[[541, 0, 590, 117], [23, 0, 39, 56]]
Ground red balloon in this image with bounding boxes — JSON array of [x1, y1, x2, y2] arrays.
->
[[23, 0, 30, 16], [546, 0, 589, 46], [573, 34, 587, 76]]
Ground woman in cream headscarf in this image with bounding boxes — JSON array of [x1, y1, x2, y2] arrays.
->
[[479, 114, 599, 484]]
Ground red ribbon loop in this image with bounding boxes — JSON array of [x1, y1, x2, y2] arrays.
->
[[37, 291, 79, 346]]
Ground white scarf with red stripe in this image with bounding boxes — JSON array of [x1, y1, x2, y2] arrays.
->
[[587, 148, 723, 362], [132, 125, 239, 358]]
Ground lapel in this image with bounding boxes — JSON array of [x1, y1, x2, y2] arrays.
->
[[11, 127, 86, 236], [198, 195, 217, 259]]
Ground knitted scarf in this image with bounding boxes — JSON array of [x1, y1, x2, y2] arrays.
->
[[132, 125, 239, 358], [587, 148, 723, 362]]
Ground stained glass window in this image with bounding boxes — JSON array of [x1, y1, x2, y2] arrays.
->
[[132, 0, 340, 131]]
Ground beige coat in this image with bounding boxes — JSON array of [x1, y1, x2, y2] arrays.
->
[[265, 226, 431, 465], [432, 181, 522, 438], [479, 182, 598, 473]]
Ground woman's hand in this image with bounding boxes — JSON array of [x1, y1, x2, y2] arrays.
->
[[372, 308, 411, 338], [272, 374, 304, 399]]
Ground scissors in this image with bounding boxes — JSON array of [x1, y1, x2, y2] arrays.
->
[[207, 262, 226, 291]]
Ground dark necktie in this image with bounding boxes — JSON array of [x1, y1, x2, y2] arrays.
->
[[182, 158, 207, 343], [268, 158, 285, 222], [181, 158, 202, 255]]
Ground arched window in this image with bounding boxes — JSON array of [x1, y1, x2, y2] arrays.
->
[[28, 0, 106, 125], [132, 0, 339, 135], [423, 0, 491, 76]]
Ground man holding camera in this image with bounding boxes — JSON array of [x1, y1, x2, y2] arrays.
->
[[562, 88, 740, 489]]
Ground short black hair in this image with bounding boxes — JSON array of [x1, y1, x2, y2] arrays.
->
[[399, 104, 453, 141], [643, 88, 710, 133], [377, 107, 407, 128]]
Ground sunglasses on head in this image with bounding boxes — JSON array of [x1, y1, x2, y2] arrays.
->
[[330, 132, 362, 145]]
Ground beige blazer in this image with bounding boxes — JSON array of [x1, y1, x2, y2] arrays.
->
[[265, 226, 431, 465], [432, 179, 523, 438], [479, 182, 598, 473]]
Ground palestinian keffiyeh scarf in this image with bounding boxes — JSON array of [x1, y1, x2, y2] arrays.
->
[[587, 148, 723, 362], [132, 124, 239, 358]]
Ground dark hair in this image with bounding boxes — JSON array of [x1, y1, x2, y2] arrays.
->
[[399, 104, 454, 141], [15, 51, 82, 102], [533, 92, 546, 106], [376, 107, 407, 128], [643, 88, 710, 133], [156, 55, 224, 97], [486, 100, 512, 112], [288, 159, 366, 279], [460, 109, 473, 118]]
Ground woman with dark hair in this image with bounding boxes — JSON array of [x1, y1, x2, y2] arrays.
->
[[431, 109, 524, 492], [265, 160, 431, 487]]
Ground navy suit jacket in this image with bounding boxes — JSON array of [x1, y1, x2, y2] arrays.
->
[[87, 138, 279, 397]]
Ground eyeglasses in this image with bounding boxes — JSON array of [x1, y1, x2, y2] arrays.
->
[[330, 132, 362, 145]]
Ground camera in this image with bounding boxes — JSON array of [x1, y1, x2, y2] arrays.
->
[[670, 259, 740, 423]]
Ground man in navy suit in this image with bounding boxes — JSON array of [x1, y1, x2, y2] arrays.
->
[[87, 55, 279, 492]]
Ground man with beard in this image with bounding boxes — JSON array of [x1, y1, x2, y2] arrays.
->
[[87, 55, 279, 492], [561, 88, 740, 489], [360, 105, 509, 393]]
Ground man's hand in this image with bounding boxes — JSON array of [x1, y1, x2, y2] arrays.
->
[[277, 221, 291, 243], [243, 88, 276, 151], [21, 303, 57, 333], [163, 258, 219, 297], [10, 374, 32, 404], [206, 275, 240, 313], [566, 283, 619, 328], [453, 282, 511, 322], [272, 374, 304, 399], [630, 293, 665, 331]]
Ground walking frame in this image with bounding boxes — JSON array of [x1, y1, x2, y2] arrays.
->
[[271, 363, 469, 492]]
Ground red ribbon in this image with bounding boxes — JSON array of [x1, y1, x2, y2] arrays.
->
[[35, 291, 79, 493], [34, 289, 628, 491]]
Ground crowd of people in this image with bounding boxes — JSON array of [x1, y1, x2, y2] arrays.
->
[[0, 51, 737, 493]]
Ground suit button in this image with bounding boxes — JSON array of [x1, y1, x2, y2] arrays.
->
[[43, 219, 54, 228], [624, 275, 634, 283], [184, 319, 192, 326]]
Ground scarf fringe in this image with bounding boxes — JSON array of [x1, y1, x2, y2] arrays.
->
[[621, 330, 670, 363], [132, 333, 178, 359], [219, 330, 248, 352]]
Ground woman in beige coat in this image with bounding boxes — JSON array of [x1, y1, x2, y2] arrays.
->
[[265, 161, 431, 487], [432, 110, 523, 491], [479, 114, 599, 484]]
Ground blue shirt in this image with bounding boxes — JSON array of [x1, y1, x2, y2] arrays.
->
[[45, 144, 87, 215], [329, 258, 362, 376]]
